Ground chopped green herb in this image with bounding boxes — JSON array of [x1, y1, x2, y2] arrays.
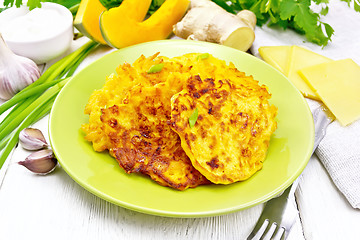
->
[[147, 63, 164, 73], [197, 53, 210, 60], [189, 108, 198, 128]]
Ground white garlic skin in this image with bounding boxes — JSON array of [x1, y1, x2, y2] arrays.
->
[[0, 33, 41, 100], [19, 128, 48, 150], [18, 149, 57, 175]]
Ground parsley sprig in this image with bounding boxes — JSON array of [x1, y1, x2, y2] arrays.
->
[[211, 0, 360, 47], [4, 0, 39, 10]]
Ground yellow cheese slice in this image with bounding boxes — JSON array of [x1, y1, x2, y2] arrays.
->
[[258, 46, 291, 74], [298, 59, 360, 126], [286, 46, 332, 100]]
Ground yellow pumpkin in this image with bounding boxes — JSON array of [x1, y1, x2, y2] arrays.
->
[[100, 0, 190, 48], [74, 0, 107, 45]]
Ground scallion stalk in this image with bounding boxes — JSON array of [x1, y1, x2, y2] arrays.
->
[[0, 79, 69, 141], [0, 97, 36, 129], [66, 42, 100, 77], [0, 134, 10, 150], [28, 41, 96, 89], [0, 97, 55, 169], [0, 78, 65, 115]]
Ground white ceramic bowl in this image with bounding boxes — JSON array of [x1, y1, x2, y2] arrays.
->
[[0, 2, 73, 64]]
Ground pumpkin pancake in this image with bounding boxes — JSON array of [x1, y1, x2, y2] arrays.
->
[[170, 75, 277, 184], [100, 81, 210, 190], [82, 53, 184, 152]]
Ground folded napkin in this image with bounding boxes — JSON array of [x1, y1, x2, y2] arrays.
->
[[250, 0, 360, 209]]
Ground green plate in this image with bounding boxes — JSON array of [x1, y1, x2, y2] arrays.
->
[[49, 40, 314, 217]]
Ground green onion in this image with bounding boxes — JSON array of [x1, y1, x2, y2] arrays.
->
[[0, 40, 100, 169], [0, 98, 54, 169], [197, 53, 210, 60], [147, 63, 164, 73], [189, 108, 199, 128], [0, 79, 69, 142], [0, 134, 11, 150], [32, 41, 96, 88], [66, 42, 98, 77], [0, 78, 65, 115], [0, 97, 36, 131]]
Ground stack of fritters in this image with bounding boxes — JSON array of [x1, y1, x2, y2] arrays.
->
[[82, 53, 277, 190]]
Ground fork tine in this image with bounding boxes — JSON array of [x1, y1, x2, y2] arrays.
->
[[272, 226, 285, 240], [262, 222, 277, 240], [247, 219, 269, 240]]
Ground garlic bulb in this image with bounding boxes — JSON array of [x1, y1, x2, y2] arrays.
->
[[18, 149, 57, 175], [0, 33, 41, 100], [19, 128, 48, 150]]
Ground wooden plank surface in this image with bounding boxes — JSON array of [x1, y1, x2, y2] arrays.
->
[[297, 155, 360, 239]]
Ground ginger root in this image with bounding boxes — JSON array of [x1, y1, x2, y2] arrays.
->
[[173, 0, 256, 51]]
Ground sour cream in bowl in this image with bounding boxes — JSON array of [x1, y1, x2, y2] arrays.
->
[[0, 2, 73, 64]]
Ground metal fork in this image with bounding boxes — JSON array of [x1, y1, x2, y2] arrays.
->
[[247, 106, 333, 240]]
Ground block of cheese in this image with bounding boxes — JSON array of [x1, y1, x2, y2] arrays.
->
[[258, 46, 291, 74], [286, 46, 332, 100], [298, 59, 360, 126]]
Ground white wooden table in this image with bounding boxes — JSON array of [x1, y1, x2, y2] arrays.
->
[[1, 1, 360, 240]]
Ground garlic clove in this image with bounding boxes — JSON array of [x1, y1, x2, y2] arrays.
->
[[19, 128, 48, 150], [0, 33, 41, 100], [18, 149, 57, 175]]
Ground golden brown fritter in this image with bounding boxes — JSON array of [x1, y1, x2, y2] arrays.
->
[[82, 53, 184, 151], [170, 75, 277, 184], [99, 81, 209, 190]]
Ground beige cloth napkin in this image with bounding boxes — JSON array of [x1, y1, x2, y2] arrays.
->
[[250, 0, 360, 209]]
